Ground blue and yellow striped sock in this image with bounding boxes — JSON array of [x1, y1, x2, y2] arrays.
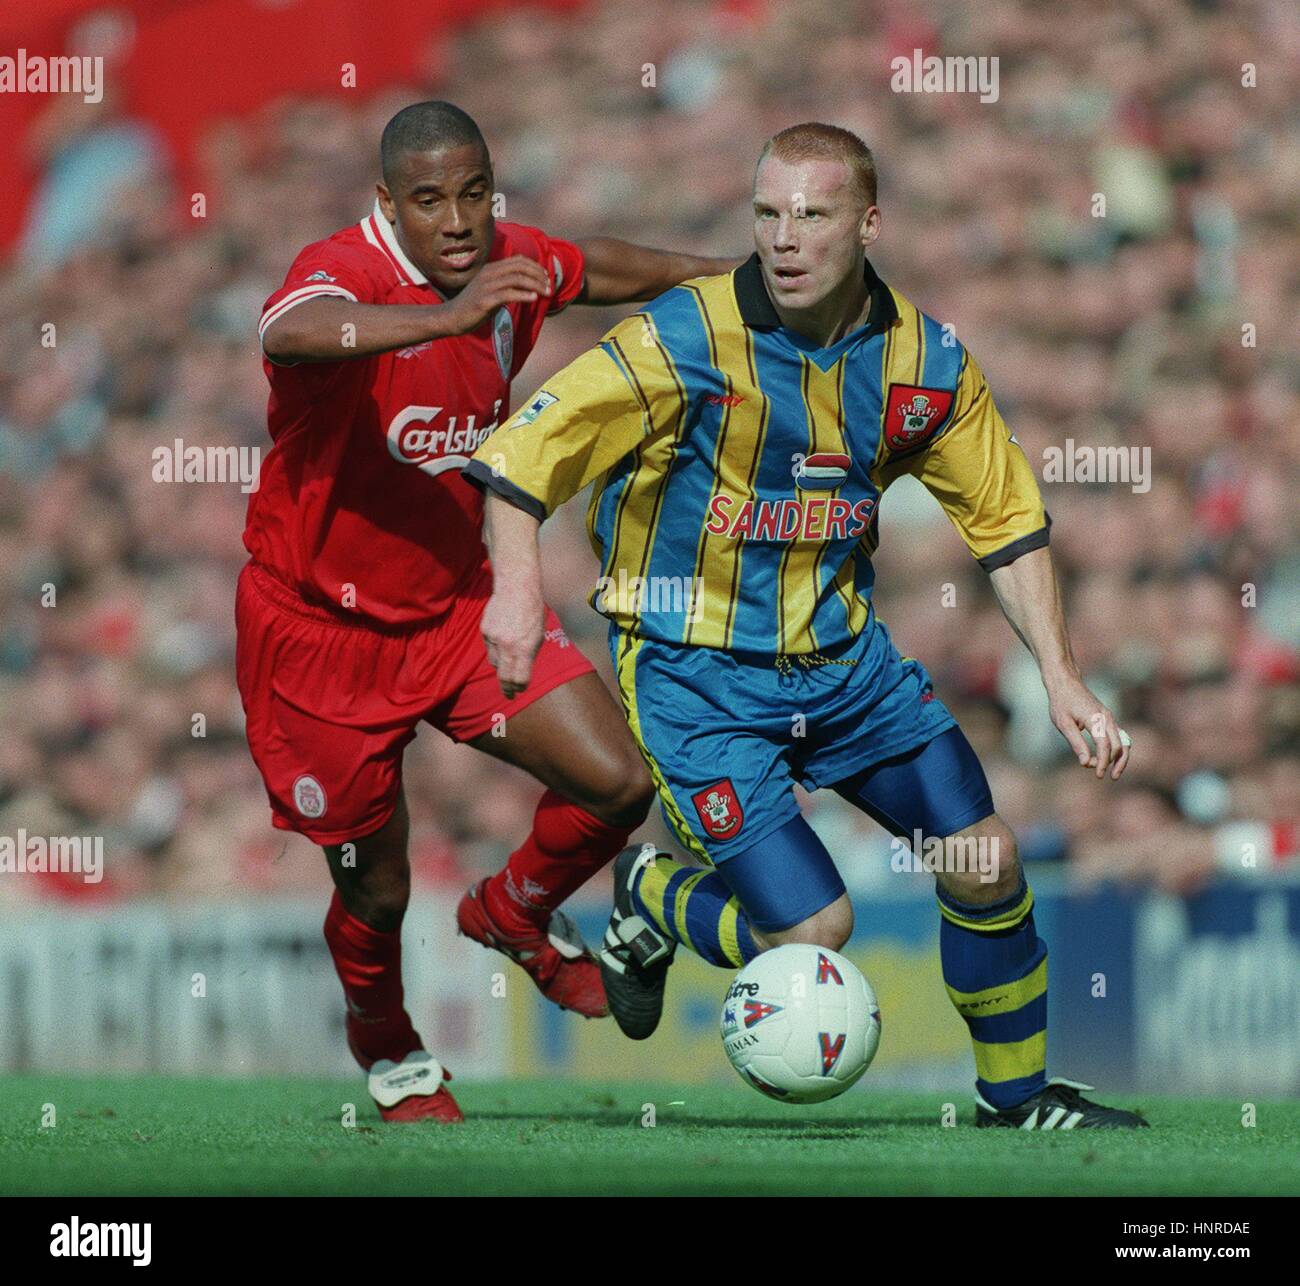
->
[[630, 853, 760, 968], [938, 875, 1048, 1110]]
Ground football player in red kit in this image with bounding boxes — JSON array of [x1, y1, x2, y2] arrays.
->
[[236, 101, 736, 1122]]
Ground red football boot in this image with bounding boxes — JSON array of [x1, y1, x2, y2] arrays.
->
[[368, 1050, 465, 1123], [457, 878, 609, 1018]]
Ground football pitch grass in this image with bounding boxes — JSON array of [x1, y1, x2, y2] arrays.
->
[[2, 1075, 1297, 1197]]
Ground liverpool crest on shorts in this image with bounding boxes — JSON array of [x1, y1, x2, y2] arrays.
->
[[292, 774, 327, 818]]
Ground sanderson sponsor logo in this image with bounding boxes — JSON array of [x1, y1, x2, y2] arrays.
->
[[705, 494, 876, 541]]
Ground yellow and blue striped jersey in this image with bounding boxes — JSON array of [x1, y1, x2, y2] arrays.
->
[[466, 254, 1049, 655]]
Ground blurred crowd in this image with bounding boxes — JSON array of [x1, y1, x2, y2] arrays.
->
[[0, 0, 1295, 906]]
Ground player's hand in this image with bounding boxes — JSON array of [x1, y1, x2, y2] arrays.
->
[[481, 584, 545, 700], [1046, 673, 1131, 781], [435, 256, 552, 336]]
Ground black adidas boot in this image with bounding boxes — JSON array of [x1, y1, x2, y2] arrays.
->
[[976, 1077, 1150, 1129], [597, 845, 676, 1040]]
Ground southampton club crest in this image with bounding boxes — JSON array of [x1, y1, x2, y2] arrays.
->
[[691, 778, 744, 840], [883, 383, 956, 454]]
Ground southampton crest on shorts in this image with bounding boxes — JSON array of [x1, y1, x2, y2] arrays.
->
[[883, 383, 956, 455], [692, 778, 744, 839], [492, 306, 514, 380]]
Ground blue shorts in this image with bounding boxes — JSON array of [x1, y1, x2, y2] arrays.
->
[[715, 729, 997, 930], [609, 612, 965, 866]]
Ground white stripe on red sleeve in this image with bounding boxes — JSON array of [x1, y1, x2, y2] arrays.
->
[[258, 284, 358, 339]]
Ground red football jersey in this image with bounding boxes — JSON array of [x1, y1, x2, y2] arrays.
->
[[245, 202, 586, 625]]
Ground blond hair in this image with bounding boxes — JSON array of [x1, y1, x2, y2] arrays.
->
[[757, 123, 877, 208]]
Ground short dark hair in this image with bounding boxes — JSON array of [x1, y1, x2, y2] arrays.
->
[[758, 122, 877, 208], [380, 101, 489, 188]]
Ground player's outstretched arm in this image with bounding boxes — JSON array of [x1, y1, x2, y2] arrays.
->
[[911, 348, 1129, 781], [469, 322, 681, 697], [480, 493, 546, 699], [262, 256, 552, 362], [575, 237, 741, 305], [988, 546, 1130, 782]]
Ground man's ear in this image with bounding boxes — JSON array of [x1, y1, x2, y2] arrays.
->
[[859, 205, 882, 250], [376, 183, 395, 223]]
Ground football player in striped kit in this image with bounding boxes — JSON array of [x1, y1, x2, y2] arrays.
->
[[468, 123, 1145, 1130]]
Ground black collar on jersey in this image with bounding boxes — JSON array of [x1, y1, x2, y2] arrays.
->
[[733, 251, 898, 340]]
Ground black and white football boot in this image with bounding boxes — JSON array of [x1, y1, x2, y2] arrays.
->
[[975, 1077, 1150, 1129], [597, 844, 676, 1040]]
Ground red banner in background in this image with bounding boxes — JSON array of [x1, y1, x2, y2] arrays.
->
[[0, 0, 585, 255]]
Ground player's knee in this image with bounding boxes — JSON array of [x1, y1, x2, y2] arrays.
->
[[988, 828, 1021, 894], [586, 753, 654, 827], [327, 840, 411, 932], [344, 870, 410, 932], [814, 899, 854, 951], [939, 819, 1021, 905], [763, 897, 854, 952]]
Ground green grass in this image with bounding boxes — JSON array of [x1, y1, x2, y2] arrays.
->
[[1, 1075, 1296, 1196]]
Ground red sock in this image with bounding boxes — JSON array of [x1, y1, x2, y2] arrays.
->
[[482, 790, 636, 937], [323, 892, 421, 1070]]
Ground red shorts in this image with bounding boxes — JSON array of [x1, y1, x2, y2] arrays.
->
[[234, 559, 595, 845]]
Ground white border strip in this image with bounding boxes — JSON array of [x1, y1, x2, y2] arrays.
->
[[258, 284, 357, 340]]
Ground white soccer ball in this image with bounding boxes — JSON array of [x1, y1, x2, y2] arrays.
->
[[720, 944, 881, 1104]]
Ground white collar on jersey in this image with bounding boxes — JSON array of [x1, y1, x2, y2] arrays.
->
[[363, 199, 429, 286]]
